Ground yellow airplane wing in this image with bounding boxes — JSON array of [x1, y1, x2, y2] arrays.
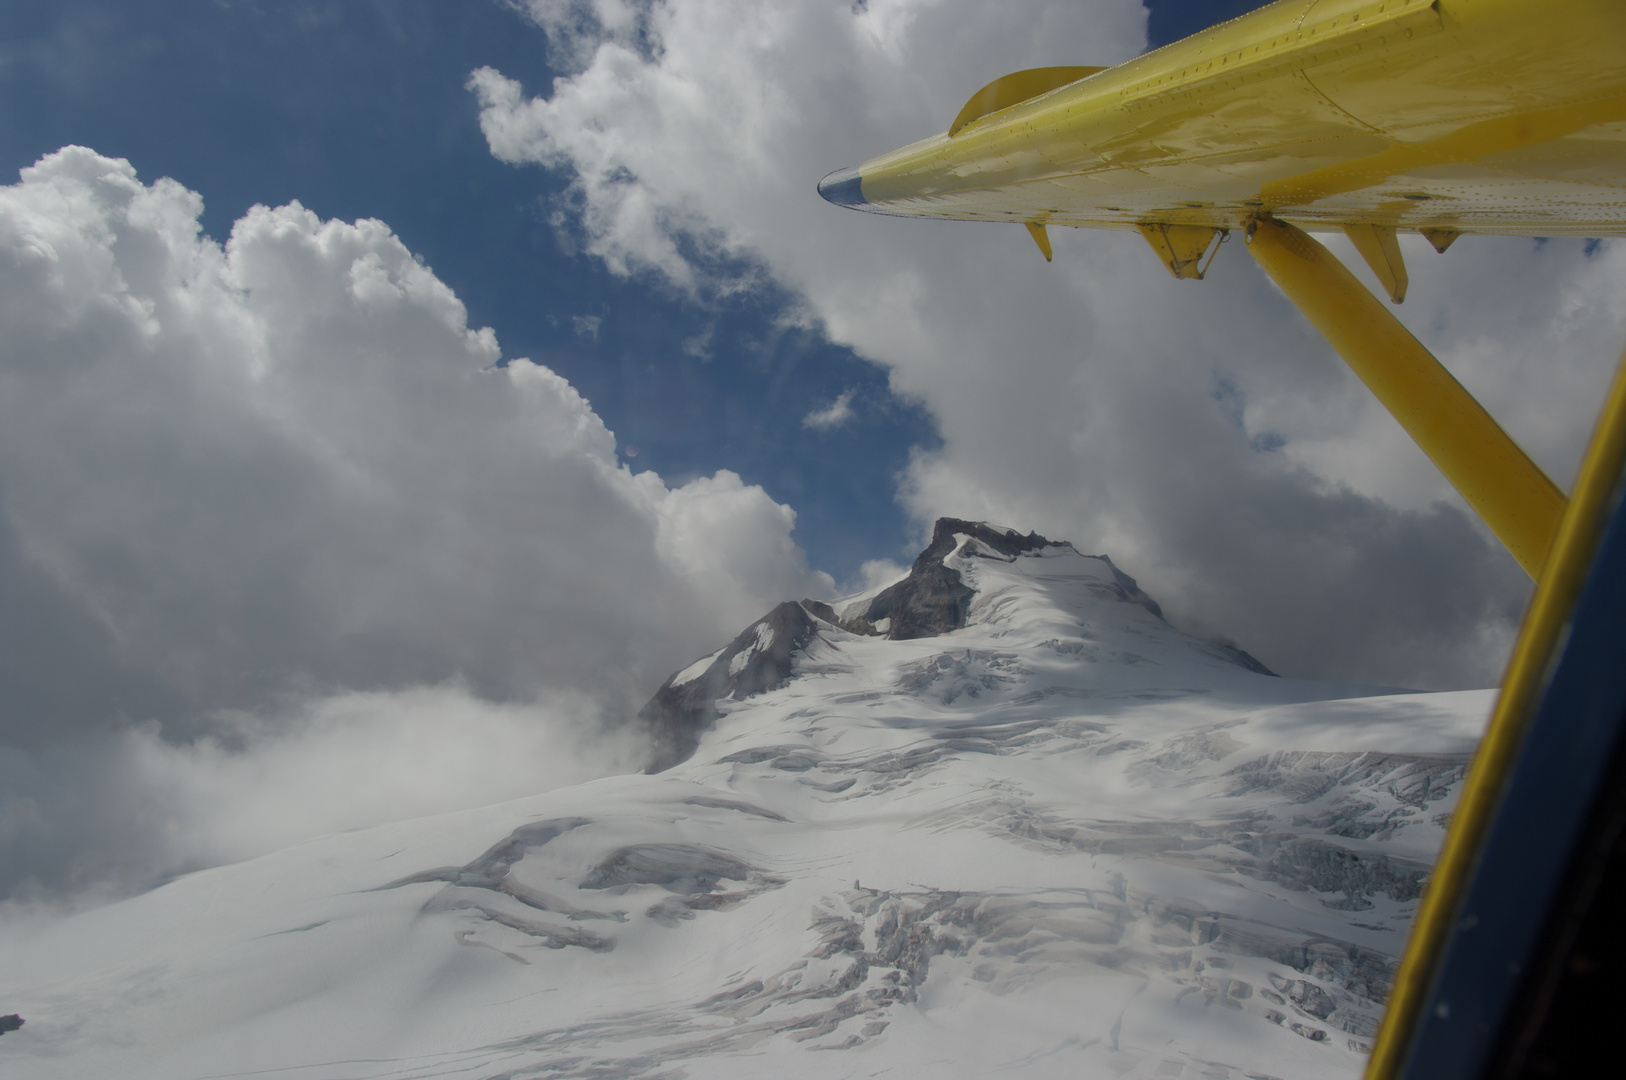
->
[[819, 0, 1626, 242], [822, 0, 1625, 582]]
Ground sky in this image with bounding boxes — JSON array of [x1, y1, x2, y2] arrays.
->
[[1, 0, 1622, 904]]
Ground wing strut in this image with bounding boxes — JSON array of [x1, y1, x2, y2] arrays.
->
[[1244, 216, 1565, 579], [1367, 346, 1626, 1080]]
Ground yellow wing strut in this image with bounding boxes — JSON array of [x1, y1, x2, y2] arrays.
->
[[1245, 217, 1566, 579], [1363, 345, 1626, 1078]]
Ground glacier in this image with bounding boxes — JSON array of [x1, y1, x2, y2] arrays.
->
[[0, 521, 1489, 1079]]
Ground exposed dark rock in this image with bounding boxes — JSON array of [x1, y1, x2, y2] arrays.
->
[[799, 598, 841, 624], [377, 817, 628, 927], [864, 556, 972, 639], [860, 519, 1067, 639], [379, 818, 591, 891], [641, 600, 823, 772], [581, 844, 758, 894], [0, 1014, 21, 1036], [818, 519, 1169, 639], [635, 517, 1274, 772], [681, 796, 790, 821], [920, 518, 1066, 563], [1211, 641, 1277, 677], [637, 521, 1103, 772]]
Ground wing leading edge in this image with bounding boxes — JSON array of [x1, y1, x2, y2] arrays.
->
[[819, 0, 1626, 239]]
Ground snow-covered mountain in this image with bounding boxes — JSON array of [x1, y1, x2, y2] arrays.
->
[[0, 521, 1489, 1079]]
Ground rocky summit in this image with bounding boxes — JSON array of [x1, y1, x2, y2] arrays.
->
[[641, 518, 1274, 771], [0, 520, 1488, 1080]]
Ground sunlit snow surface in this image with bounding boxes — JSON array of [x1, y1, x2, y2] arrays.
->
[[0, 538, 1490, 1079]]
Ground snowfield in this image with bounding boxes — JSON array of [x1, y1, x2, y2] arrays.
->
[[0, 529, 1490, 1079]]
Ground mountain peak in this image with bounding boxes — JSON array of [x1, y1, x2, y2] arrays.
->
[[920, 517, 1068, 563], [13, 530, 1489, 1080], [639, 519, 1273, 771]]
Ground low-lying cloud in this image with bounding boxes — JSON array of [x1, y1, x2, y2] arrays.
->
[[0, 145, 832, 898], [1, 683, 636, 904]]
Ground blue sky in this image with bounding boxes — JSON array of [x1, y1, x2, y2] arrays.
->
[[1, 0, 1249, 584], [5, 0, 919, 582], [2, 0, 1622, 900]]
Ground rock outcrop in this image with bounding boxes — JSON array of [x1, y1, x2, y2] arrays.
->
[[831, 519, 1066, 639], [638, 517, 1273, 771], [641, 600, 824, 772]]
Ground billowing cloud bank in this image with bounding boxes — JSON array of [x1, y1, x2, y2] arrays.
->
[[0, 146, 829, 898], [475, 0, 1626, 690]]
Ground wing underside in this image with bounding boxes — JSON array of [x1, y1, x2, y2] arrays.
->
[[823, 0, 1626, 238]]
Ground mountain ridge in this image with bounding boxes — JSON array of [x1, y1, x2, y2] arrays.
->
[[641, 517, 1273, 770], [0, 518, 1490, 1080]]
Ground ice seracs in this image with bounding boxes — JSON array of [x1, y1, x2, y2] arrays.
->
[[0, 519, 1490, 1080]]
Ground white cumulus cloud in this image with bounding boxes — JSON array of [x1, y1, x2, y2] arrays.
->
[[0, 145, 832, 898], [1, 683, 638, 906], [803, 389, 855, 430]]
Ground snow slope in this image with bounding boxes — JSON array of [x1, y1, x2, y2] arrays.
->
[[0, 527, 1490, 1079]]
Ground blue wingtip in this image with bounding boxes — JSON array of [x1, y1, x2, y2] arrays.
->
[[817, 166, 867, 208]]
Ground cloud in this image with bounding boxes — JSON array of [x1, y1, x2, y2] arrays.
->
[[853, 557, 909, 595], [501, 0, 665, 74], [681, 323, 713, 358], [0, 145, 831, 896], [803, 389, 854, 430], [474, 0, 1626, 690], [0, 683, 637, 904]]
